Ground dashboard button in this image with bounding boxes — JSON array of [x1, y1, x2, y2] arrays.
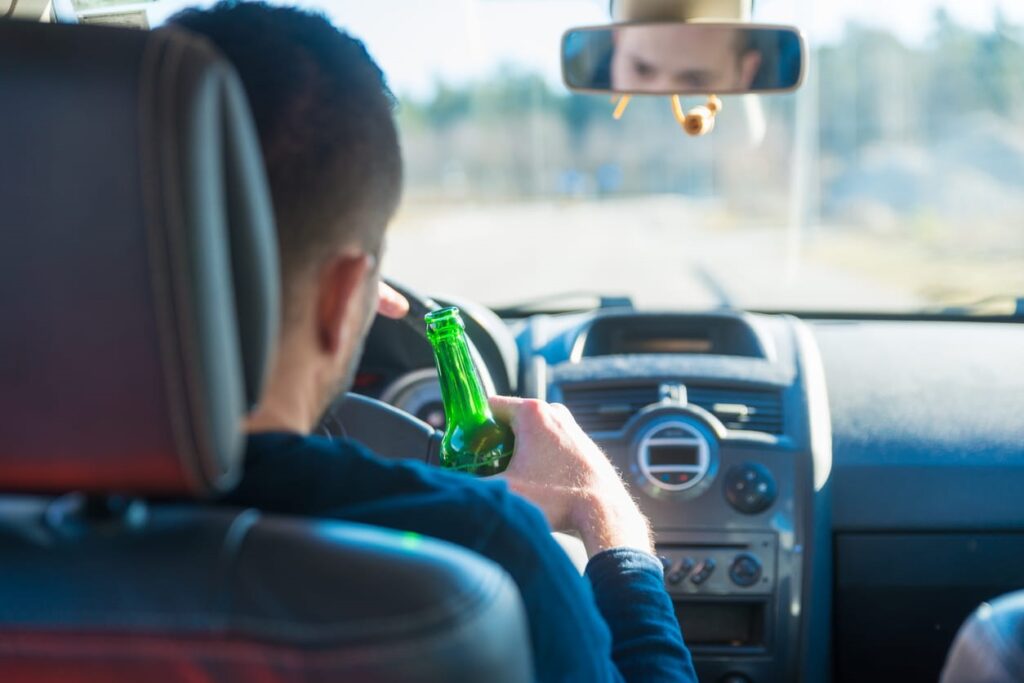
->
[[689, 558, 716, 585], [724, 462, 777, 514], [667, 557, 696, 585], [728, 553, 763, 587]]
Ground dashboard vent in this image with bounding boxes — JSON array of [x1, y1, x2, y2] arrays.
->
[[560, 384, 660, 433], [560, 383, 784, 435], [686, 386, 785, 434]]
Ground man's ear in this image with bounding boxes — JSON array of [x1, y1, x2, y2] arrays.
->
[[314, 251, 374, 355]]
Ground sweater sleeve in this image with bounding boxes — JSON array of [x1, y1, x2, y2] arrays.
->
[[585, 548, 698, 683]]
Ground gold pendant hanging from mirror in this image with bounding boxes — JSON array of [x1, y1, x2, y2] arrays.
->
[[672, 94, 722, 136], [610, 94, 723, 137], [611, 94, 631, 120]]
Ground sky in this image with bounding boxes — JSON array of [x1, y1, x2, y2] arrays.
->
[[149, 0, 1024, 98]]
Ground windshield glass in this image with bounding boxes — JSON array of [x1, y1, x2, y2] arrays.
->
[[150, 0, 1024, 313]]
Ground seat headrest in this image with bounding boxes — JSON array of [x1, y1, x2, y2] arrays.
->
[[0, 21, 280, 497]]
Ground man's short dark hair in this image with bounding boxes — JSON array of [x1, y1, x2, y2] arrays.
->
[[171, 1, 403, 316]]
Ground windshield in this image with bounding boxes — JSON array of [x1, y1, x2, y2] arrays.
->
[[149, 0, 1024, 313]]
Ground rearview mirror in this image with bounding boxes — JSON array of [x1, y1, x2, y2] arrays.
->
[[562, 22, 806, 95]]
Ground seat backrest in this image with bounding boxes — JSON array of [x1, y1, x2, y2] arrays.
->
[[0, 20, 531, 683], [0, 497, 531, 683]]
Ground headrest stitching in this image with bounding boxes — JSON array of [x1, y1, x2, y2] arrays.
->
[[137, 29, 207, 495], [160, 33, 222, 492]]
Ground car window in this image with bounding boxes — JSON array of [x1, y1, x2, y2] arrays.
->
[[136, 0, 1024, 313]]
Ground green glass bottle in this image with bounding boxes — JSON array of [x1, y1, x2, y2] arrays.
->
[[425, 306, 514, 476]]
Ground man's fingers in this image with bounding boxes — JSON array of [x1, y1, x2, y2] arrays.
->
[[377, 281, 410, 319], [488, 395, 525, 425], [550, 402, 572, 418]]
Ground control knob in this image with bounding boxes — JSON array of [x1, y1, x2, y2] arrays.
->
[[723, 462, 777, 514], [728, 553, 763, 587]]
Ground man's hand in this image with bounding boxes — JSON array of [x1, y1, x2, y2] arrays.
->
[[489, 396, 654, 558], [377, 281, 409, 319]]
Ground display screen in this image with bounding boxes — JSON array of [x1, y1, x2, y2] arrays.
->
[[618, 336, 713, 354], [648, 444, 700, 467]]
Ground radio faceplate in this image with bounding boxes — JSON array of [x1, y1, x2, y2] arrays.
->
[[658, 533, 777, 597], [657, 531, 783, 667]]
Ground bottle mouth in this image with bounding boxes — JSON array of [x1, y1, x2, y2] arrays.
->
[[425, 306, 465, 339]]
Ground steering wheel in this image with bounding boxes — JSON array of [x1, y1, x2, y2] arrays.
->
[[319, 281, 591, 570], [315, 279, 498, 466]]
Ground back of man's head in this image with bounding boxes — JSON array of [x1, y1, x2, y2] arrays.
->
[[170, 1, 403, 320]]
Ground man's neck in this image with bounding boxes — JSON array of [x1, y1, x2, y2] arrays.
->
[[246, 397, 312, 435], [245, 350, 323, 436]]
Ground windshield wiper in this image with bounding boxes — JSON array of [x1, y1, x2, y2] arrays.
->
[[927, 295, 1024, 318], [690, 263, 735, 309], [495, 290, 634, 316]]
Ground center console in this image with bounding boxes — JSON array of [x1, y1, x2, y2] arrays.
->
[[517, 311, 832, 683]]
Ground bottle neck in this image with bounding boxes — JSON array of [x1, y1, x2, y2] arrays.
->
[[430, 329, 491, 429]]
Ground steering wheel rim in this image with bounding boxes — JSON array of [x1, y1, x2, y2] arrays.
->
[[383, 279, 498, 395], [315, 278, 496, 463]]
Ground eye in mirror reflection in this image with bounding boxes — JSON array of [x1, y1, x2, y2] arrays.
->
[[562, 23, 806, 95]]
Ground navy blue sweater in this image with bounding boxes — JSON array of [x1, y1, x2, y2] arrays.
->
[[224, 433, 697, 683]]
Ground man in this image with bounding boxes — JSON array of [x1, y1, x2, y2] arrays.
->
[[611, 24, 762, 92], [170, 4, 696, 681]]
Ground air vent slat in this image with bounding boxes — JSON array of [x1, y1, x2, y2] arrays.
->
[[561, 383, 784, 435], [687, 387, 785, 434], [561, 384, 659, 433]]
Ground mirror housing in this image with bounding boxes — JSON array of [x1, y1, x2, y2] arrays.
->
[[612, 0, 751, 22], [562, 22, 806, 96]]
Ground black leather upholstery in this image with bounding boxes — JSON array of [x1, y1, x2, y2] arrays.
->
[[0, 20, 278, 496], [0, 496, 532, 683], [0, 20, 531, 683], [941, 590, 1024, 683]]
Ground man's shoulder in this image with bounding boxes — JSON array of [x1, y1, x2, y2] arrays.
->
[[237, 431, 547, 536], [244, 430, 503, 496]]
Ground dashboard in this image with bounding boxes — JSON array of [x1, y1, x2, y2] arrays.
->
[[522, 310, 831, 683], [357, 302, 1024, 683]]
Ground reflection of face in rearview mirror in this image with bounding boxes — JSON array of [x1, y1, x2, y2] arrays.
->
[[563, 23, 805, 96], [611, 26, 762, 92]]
